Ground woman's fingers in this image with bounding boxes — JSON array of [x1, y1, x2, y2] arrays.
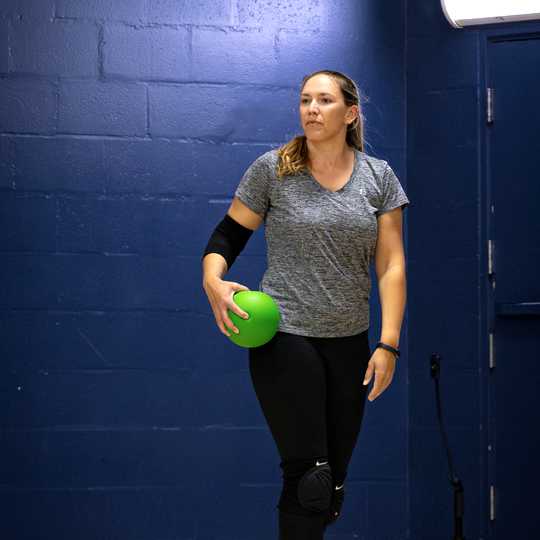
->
[[230, 289, 250, 320], [364, 349, 397, 401], [206, 281, 254, 338], [222, 310, 240, 335], [222, 302, 249, 335], [231, 311, 249, 322], [221, 323, 231, 337], [210, 301, 235, 337], [363, 361, 374, 385], [368, 368, 389, 401], [229, 303, 250, 321], [213, 309, 232, 337]]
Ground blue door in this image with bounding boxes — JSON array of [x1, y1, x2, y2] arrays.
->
[[487, 33, 540, 538]]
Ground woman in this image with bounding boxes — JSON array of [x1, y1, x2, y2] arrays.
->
[[202, 69, 410, 539]]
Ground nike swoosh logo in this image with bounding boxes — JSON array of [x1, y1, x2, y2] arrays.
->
[[315, 460, 328, 466], [335, 484, 344, 490]]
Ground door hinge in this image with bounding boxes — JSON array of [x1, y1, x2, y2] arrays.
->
[[488, 239, 495, 276], [490, 484, 496, 520], [489, 332, 495, 368], [487, 88, 494, 124]]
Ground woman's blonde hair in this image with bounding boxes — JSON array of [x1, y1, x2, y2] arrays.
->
[[276, 69, 366, 178]]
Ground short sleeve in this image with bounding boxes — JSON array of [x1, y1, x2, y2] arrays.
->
[[376, 162, 410, 216], [234, 153, 272, 219]]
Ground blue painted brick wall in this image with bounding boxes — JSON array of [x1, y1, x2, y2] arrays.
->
[[407, 2, 486, 539], [1, 1, 409, 539]]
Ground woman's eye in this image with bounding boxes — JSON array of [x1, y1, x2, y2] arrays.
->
[[301, 98, 331, 104]]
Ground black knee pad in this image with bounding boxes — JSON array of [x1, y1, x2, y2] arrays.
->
[[296, 461, 333, 513]]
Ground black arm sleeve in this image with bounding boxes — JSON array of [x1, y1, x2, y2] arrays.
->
[[202, 213, 255, 271]]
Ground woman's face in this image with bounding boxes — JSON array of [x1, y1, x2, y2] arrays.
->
[[299, 74, 357, 143]]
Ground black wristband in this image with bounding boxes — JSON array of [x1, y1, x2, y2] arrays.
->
[[375, 342, 400, 358]]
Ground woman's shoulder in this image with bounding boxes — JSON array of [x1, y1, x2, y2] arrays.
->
[[258, 147, 280, 166], [247, 148, 280, 177], [357, 150, 387, 170], [356, 150, 392, 184]]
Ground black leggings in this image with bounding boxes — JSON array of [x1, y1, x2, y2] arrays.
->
[[248, 329, 371, 539]]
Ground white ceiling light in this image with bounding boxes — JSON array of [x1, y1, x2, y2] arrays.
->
[[441, 0, 540, 28]]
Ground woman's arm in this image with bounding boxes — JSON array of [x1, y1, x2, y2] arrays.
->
[[374, 207, 407, 349]]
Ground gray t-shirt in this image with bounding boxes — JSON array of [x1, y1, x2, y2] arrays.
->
[[234, 147, 410, 338]]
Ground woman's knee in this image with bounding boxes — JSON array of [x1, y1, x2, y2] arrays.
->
[[277, 457, 333, 515]]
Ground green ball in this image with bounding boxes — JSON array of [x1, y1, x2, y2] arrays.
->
[[227, 290, 281, 348]]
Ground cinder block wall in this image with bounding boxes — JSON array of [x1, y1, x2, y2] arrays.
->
[[407, 3, 483, 539], [0, 1, 408, 539]]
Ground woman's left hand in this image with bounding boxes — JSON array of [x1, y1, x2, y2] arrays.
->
[[363, 347, 397, 402]]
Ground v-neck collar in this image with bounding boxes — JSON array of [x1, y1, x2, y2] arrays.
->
[[306, 148, 359, 195]]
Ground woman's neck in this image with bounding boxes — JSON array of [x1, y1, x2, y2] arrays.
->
[[306, 140, 353, 172]]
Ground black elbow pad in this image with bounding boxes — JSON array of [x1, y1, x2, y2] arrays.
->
[[202, 213, 255, 270]]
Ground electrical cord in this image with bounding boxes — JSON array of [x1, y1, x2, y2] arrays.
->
[[430, 353, 465, 540]]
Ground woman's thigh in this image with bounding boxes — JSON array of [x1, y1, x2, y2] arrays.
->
[[248, 331, 328, 461], [310, 330, 371, 484]]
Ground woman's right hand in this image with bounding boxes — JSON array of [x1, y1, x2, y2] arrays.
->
[[203, 278, 251, 337]]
